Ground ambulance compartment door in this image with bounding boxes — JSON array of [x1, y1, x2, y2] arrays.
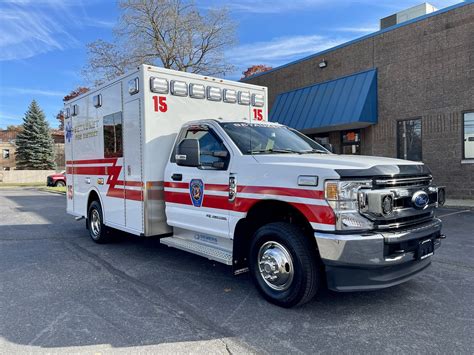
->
[[123, 98, 144, 232]]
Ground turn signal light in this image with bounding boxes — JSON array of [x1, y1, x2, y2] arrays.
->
[[325, 182, 338, 200]]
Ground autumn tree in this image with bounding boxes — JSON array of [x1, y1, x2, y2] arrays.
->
[[6, 125, 23, 132], [56, 87, 90, 130], [84, 0, 236, 84], [241, 65, 273, 79], [63, 87, 90, 102], [16, 100, 55, 170], [56, 111, 65, 130]]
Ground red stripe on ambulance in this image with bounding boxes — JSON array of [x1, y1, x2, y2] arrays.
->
[[164, 188, 335, 226]]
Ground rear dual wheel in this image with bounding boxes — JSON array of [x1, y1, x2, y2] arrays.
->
[[87, 201, 111, 243], [249, 222, 321, 308]]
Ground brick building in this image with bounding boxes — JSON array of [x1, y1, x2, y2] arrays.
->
[[0, 129, 65, 171], [0, 130, 17, 171], [244, 2, 474, 199]]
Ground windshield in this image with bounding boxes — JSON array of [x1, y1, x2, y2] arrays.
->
[[220, 122, 329, 155]]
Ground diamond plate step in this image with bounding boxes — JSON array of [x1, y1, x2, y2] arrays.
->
[[161, 237, 233, 265]]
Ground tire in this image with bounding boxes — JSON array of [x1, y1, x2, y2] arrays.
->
[[55, 180, 66, 187], [249, 222, 321, 308], [87, 200, 111, 244]]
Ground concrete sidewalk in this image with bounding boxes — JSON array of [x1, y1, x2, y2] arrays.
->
[[445, 199, 474, 209]]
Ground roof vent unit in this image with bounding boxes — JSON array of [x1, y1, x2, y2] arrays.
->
[[380, 3, 438, 30]]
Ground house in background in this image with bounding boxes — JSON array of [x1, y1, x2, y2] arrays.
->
[[0, 129, 65, 171], [0, 130, 17, 171]]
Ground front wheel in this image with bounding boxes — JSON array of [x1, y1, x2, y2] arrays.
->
[[55, 180, 66, 187], [249, 222, 321, 308], [87, 201, 111, 243]]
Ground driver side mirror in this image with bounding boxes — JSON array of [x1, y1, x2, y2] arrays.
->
[[176, 138, 200, 167]]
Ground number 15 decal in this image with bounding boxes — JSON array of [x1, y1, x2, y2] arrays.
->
[[153, 96, 168, 113], [253, 108, 263, 121]]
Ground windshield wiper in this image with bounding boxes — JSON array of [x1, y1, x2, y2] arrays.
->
[[300, 149, 328, 154], [247, 148, 302, 154]]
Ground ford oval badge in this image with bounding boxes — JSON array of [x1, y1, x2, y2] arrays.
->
[[412, 191, 429, 209]]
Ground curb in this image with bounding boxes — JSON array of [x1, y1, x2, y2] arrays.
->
[[443, 205, 474, 211], [443, 200, 474, 210], [36, 188, 66, 195]]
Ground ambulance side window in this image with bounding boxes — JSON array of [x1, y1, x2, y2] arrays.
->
[[184, 129, 229, 170], [103, 112, 123, 158]]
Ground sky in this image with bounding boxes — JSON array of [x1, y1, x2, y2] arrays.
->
[[0, 0, 465, 129]]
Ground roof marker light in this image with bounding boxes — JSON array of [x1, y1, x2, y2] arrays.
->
[[189, 83, 205, 99], [150, 77, 169, 94], [223, 89, 237, 103], [207, 86, 222, 101], [252, 94, 264, 107], [171, 80, 188, 96], [238, 91, 250, 105]]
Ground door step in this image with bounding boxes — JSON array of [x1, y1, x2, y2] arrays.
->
[[161, 237, 233, 265]]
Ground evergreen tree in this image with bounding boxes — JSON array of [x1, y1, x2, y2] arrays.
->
[[15, 100, 56, 170]]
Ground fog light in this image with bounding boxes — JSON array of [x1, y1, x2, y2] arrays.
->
[[382, 195, 394, 215]]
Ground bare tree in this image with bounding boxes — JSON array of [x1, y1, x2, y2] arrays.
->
[[84, 0, 236, 84], [83, 40, 136, 84]]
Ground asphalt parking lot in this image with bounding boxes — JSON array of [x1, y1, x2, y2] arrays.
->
[[0, 188, 473, 354]]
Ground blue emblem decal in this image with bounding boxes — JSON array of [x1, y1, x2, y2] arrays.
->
[[412, 191, 429, 209], [65, 121, 73, 143], [189, 179, 204, 207]]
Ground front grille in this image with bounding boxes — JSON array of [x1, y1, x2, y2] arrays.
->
[[374, 175, 432, 188], [394, 193, 438, 209], [374, 212, 433, 230], [361, 174, 437, 230]]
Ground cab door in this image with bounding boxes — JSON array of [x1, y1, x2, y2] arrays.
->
[[164, 124, 231, 239]]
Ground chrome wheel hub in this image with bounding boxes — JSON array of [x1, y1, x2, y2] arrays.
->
[[90, 209, 101, 238], [258, 241, 294, 291]]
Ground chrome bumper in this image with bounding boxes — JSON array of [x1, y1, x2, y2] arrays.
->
[[314, 218, 443, 291]]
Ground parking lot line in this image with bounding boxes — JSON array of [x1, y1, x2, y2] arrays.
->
[[437, 210, 472, 218]]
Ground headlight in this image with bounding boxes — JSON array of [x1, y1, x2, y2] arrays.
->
[[325, 180, 373, 231]]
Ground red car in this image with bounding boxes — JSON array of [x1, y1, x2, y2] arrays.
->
[[47, 171, 66, 187]]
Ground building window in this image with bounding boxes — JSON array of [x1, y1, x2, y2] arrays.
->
[[397, 118, 422, 161], [341, 130, 361, 154], [311, 134, 334, 153], [463, 112, 474, 159], [2, 149, 10, 159], [103, 112, 123, 158]]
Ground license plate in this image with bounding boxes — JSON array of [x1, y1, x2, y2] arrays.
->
[[417, 239, 434, 260]]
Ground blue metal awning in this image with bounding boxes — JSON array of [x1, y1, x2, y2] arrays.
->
[[270, 69, 377, 132]]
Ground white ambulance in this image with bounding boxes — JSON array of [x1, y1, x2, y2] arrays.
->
[[64, 64, 445, 307]]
